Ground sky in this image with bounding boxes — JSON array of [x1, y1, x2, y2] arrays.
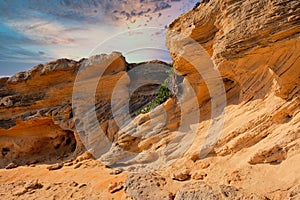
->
[[0, 0, 198, 76]]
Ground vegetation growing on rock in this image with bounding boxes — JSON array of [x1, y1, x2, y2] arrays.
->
[[140, 66, 176, 114]]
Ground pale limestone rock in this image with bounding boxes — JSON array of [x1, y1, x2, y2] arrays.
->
[[124, 172, 173, 200], [108, 181, 124, 193], [172, 168, 191, 181]]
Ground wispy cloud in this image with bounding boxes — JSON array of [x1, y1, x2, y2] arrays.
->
[[0, 23, 54, 62], [7, 19, 80, 45], [0, 0, 198, 75]]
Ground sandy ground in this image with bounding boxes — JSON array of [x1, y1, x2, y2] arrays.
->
[[0, 159, 127, 200], [1, 152, 299, 200]]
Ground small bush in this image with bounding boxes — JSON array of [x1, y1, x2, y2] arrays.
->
[[140, 67, 175, 114]]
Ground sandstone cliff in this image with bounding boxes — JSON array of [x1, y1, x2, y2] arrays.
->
[[0, 0, 299, 199], [164, 0, 300, 199], [0, 52, 172, 168]]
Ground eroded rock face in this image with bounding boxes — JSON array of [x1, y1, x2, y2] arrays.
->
[[167, 0, 300, 100], [166, 0, 300, 166], [0, 56, 82, 167], [164, 0, 299, 198], [0, 52, 171, 168]]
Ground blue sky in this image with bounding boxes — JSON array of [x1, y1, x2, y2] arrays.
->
[[0, 0, 198, 76]]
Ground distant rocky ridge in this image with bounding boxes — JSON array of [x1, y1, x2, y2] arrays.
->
[[0, 0, 299, 199]]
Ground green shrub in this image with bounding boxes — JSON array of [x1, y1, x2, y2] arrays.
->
[[140, 66, 175, 114]]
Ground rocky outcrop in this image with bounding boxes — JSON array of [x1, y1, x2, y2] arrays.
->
[[164, 0, 300, 198], [174, 183, 266, 200], [168, 0, 300, 99], [0, 52, 171, 168], [124, 172, 173, 200], [166, 0, 300, 154], [0, 57, 81, 167], [124, 174, 265, 200]]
